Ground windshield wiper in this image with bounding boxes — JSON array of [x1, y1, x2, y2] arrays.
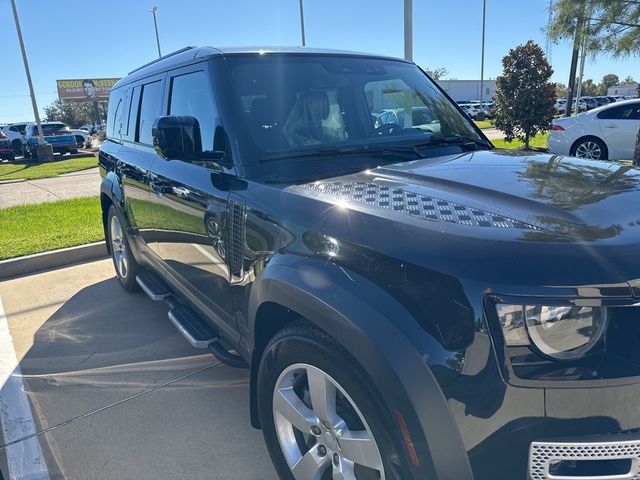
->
[[260, 144, 425, 163], [260, 134, 490, 163]]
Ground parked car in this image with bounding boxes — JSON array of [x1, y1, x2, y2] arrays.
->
[[0, 122, 27, 155], [580, 96, 598, 110], [0, 131, 14, 161], [458, 103, 483, 120], [101, 46, 640, 480], [70, 128, 90, 148], [23, 122, 78, 159], [594, 96, 610, 107], [80, 123, 106, 134], [554, 98, 567, 113], [549, 99, 640, 160], [606, 96, 618, 103]]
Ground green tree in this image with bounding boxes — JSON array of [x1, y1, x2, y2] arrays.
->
[[580, 78, 598, 96], [424, 67, 449, 80], [622, 75, 636, 85], [43, 99, 105, 127], [555, 83, 568, 97], [597, 73, 619, 95], [494, 41, 556, 149]]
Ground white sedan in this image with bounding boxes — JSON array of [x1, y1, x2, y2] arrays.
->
[[548, 99, 640, 160]]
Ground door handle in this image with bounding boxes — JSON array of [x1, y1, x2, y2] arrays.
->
[[603, 124, 618, 129]]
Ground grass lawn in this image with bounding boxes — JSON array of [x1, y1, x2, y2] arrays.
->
[[474, 120, 494, 129], [0, 196, 104, 260], [492, 132, 549, 150], [0, 156, 97, 181]]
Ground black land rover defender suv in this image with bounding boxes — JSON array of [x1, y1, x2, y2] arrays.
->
[[100, 46, 640, 480]]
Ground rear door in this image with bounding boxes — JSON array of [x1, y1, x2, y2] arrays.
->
[[147, 64, 239, 340], [598, 102, 640, 160], [117, 75, 165, 257]]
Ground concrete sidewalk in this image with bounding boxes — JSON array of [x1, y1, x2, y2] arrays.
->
[[0, 259, 276, 479], [482, 128, 505, 141], [0, 167, 100, 208]]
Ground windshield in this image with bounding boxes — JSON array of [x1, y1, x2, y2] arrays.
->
[[226, 54, 485, 160], [42, 123, 69, 133]]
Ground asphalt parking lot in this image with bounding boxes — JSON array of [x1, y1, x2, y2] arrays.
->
[[0, 259, 277, 480]]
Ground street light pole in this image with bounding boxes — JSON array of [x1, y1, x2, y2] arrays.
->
[[479, 0, 487, 114], [10, 0, 45, 145], [299, 0, 306, 46], [404, 0, 413, 61], [151, 6, 162, 58]]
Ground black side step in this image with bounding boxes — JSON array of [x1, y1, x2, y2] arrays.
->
[[136, 271, 171, 301], [168, 304, 218, 348], [168, 304, 248, 368]]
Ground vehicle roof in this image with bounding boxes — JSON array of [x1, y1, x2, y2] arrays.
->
[[114, 45, 409, 90], [590, 98, 639, 113]]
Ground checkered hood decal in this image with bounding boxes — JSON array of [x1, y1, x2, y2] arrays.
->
[[302, 181, 539, 230]]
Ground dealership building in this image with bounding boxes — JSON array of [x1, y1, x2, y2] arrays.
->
[[607, 83, 639, 96], [436, 79, 497, 102]]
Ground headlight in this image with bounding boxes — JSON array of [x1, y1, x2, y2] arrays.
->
[[496, 304, 608, 360]]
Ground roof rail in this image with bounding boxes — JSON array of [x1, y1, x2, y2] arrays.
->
[[128, 46, 197, 75]]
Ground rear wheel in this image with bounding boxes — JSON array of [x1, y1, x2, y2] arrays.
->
[[11, 140, 22, 156], [107, 205, 140, 292], [571, 137, 608, 160], [258, 322, 410, 480]]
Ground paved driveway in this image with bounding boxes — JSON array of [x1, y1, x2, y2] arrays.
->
[[0, 259, 276, 479], [0, 168, 100, 209]]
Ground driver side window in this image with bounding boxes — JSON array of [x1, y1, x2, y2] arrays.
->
[[168, 70, 217, 152]]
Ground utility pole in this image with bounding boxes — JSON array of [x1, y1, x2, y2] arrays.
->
[[574, 30, 588, 113], [404, 0, 413, 61], [564, 1, 586, 117], [151, 7, 161, 58], [299, 0, 306, 46], [479, 0, 487, 114], [10, 0, 52, 160]]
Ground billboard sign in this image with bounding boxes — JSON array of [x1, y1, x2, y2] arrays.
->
[[56, 78, 120, 102]]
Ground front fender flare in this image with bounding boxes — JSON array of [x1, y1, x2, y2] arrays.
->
[[248, 255, 473, 480]]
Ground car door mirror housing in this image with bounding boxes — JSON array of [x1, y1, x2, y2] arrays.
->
[[152, 115, 202, 160]]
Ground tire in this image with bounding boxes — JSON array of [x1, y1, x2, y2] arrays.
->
[[107, 205, 140, 292], [70, 149, 78, 155], [74, 136, 85, 148], [571, 137, 608, 160], [11, 140, 23, 156], [258, 322, 410, 480]]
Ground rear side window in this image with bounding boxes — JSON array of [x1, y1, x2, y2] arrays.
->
[[168, 71, 217, 151], [106, 88, 125, 139], [136, 81, 162, 145], [597, 104, 638, 120]]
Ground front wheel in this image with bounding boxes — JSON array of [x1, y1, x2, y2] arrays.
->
[[258, 322, 410, 480], [107, 205, 140, 291]]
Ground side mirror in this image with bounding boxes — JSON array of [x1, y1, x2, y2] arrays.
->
[[152, 116, 202, 160]]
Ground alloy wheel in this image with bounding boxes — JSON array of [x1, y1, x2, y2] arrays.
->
[[273, 363, 385, 480], [575, 141, 602, 160], [110, 214, 129, 279]]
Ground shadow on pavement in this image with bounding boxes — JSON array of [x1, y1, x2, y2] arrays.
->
[[2, 275, 275, 479]]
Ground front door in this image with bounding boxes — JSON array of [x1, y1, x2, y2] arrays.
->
[[148, 65, 238, 339]]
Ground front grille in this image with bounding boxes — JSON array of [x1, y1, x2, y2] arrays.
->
[[228, 202, 246, 277], [530, 439, 640, 479]]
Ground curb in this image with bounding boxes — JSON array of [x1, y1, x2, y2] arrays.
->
[[0, 241, 109, 281]]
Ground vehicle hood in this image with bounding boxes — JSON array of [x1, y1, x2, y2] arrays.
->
[[292, 149, 640, 246]]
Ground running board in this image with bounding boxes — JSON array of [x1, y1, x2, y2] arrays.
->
[[168, 305, 218, 348], [136, 271, 172, 301]]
